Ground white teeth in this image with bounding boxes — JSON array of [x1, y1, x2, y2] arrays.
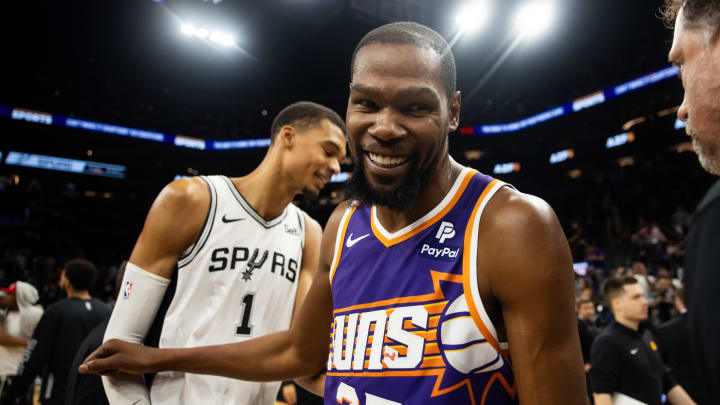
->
[[368, 152, 408, 166]]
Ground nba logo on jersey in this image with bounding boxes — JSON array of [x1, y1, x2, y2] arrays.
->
[[122, 281, 133, 300]]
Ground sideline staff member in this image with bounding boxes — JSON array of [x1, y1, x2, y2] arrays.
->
[[589, 277, 695, 405]]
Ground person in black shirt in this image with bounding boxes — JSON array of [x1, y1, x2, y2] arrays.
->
[[1, 259, 111, 405], [589, 276, 695, 405], [577, 298, 599, 370], [664, 1, 720, 402], [656, 287, 709, 405]]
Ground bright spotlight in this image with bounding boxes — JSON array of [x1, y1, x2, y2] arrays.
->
[[210, 31, 235, 47], [515, 1, 555, 38], [455, 1, 490, 33], [181, 24, 195, 36], [195, 28, 209, 39]]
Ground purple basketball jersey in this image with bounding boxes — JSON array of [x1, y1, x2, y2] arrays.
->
[[325, 167, 518, 405]]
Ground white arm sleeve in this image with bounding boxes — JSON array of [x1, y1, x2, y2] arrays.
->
[[102, 262, 171, 405]]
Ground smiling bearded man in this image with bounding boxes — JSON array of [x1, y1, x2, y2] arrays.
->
[[79, 22, 587, 405]]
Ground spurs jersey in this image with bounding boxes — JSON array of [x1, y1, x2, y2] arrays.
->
[[151, 175, 305, 405], [325, 167, 518, 405]]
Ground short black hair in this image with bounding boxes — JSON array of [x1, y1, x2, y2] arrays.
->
[[350, 22, 457, 101], [64, 259, 98, 291], [270, 101, 346, 143], [602, 276, 638, 304]]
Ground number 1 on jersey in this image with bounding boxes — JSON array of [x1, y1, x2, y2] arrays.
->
[[236, 293, 255, 336]]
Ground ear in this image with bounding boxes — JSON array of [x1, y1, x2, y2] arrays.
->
[[279, 125, 297, 148], [448, 90, 461, 133]]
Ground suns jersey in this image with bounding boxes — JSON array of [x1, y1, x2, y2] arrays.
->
[[151, 175, 305, 405], [325, 167, 518, 405]]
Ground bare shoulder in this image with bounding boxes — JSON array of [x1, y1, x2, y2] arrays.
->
[[324, 200, 354, 238], [301, 211, 322, 240], [481, 186, 558, 236], [478, 186, 571, 301], [154, 177, 210, 213]]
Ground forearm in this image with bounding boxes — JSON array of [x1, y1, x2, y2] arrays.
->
[[0, 332, 27, 347], [592, 393, 612, 405], [153, 330, 323, 381], [668, 385, 696, 405], [294, 372, 325, 397]]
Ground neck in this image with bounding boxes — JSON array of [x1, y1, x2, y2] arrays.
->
[[615, 314, 640, 331], [232, 149, 300, 221], [375, 156, 463, 233], [67, 289, 91, 300]]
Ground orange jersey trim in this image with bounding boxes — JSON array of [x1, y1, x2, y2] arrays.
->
[[370, 169, 477, 247], [329, 205, 358, 284], [333, 270, 463, 314], [462, 179, 503, 354]]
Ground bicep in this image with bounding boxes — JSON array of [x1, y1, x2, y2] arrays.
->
[[484, 194, 586, 403], [291, 215, 323, 325], [288, 203, 348, 370], [129, 178, 209, 278]]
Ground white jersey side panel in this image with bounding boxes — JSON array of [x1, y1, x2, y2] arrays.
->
[[151, 175, 305, 405]]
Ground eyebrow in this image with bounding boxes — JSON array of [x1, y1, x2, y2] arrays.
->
[[351, 83, 440, 102], [323, 140, 343, 154]]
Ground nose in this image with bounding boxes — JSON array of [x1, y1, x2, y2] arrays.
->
[[367, 108, 406, 142], [677, 95, 689, 123], [328, 157, 341, 176]]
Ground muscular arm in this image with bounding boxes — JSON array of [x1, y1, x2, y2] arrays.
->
[[82, 202, 350, 383], [101, 178, 209, 403], [481, 189, 587, 404], [290, 214, 327, 396]]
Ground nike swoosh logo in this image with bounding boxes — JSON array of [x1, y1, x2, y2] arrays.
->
[[346, 233, 370, 248], [222, 215, 245, 223]]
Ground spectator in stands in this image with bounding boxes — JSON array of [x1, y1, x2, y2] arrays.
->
[[0, 282, 43, 395], [651, 275, 676, 324], [589, 276, 695, 405], [577, 299, 599, 372], [630, 260, 654, 300], [2, 259, 110, 405]]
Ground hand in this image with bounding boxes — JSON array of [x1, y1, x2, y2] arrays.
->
[[282, 384, 297, 405], [78, 339, 156, 375]]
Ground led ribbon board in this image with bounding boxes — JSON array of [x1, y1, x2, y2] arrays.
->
[[5, 151, 127, 179], [461, 65, 679, 135], [0, 66, 680, 147]]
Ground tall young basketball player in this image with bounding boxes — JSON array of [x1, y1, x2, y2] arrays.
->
[[82, 23, 587, 404], [101, 101, 346, 404]]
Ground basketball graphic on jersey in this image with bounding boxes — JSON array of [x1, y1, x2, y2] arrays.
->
[[437, 294, 504, 374]]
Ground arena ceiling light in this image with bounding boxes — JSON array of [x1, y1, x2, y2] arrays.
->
[[180, 23, 235, 47], [514, 1, 555, 39], [455, 1, 491, 34]]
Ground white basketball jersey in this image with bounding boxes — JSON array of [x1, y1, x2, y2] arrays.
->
[[151, 175, 305, 405]]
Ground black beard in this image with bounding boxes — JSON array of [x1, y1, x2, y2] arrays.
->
[[344, 147, 437, 211]]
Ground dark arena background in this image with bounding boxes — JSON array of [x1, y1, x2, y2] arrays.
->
[[0, 0, 716, 404]]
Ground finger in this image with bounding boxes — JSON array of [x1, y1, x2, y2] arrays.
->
[[83, 343, 111, 364], [79, 358, 116, 374]]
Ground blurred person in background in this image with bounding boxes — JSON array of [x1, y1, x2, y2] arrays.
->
[[656, 287, 708, 404], [0, 282, 43, 397], [589, 276, 695, 405], [630, 260, 654, 300], [64, 261, 128, 405], [1, 260, 110, 405], [577, 298, 599, 371], [665, 0, 720, 401], [650, 275, 676, 325]]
